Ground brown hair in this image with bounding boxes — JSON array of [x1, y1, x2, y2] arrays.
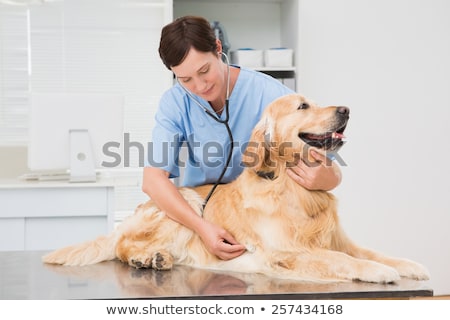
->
[[159, 16, 218, 70]]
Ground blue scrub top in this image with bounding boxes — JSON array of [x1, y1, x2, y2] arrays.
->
[[146, 67, 294, 187]]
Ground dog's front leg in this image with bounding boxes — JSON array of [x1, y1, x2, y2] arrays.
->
[[341, 244, 430, 280], [268, 250, 401, 283], [331, 228, 430, 280]]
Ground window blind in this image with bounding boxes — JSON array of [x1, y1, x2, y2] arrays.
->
[[0, 0, 173, 220], [0, 5, 29, 146]]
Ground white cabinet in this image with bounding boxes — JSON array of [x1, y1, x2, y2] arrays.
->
[[173, 0, 299, 90], [0, 179, 119, 251]]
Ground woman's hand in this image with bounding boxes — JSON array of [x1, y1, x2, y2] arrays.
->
[[196, 220, 247, 260], [287, 149, 342, 191], [143, 167, 246, 261]]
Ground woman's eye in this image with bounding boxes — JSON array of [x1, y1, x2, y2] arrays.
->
[[298, 102, 310, 110]]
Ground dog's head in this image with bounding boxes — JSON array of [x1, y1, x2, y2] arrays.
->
[[242, 94, 349, 174]]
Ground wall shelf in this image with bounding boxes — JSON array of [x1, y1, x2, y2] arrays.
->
[[173, 0, 299, 90]]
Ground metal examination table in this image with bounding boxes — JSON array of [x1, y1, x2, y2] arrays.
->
[[0, 251, 433, 300]]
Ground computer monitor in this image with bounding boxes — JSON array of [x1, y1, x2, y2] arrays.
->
[[28, 93, 124, 182]]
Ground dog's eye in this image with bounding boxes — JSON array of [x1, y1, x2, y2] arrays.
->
[[298, 102, 310, 110]]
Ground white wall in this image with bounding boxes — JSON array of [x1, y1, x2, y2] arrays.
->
[[174, 1, 283, 51], [298, 0, 450, 295]]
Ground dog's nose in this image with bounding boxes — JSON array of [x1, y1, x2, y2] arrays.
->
[[337, 106, 350, 116]]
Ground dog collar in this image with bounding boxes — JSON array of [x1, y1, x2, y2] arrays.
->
[[256, 171, 276, 180]]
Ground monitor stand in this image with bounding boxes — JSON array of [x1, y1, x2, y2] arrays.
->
[[69, 129, 96, 183]]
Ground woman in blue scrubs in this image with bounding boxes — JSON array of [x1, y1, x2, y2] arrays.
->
[[142, 16, 341, 260]]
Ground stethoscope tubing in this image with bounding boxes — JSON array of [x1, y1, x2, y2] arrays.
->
[[176, 53, 234, 208]]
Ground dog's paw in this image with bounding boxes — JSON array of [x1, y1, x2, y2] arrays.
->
[[391, 259, 430, 280], [151, 251, 173, 271], [354, 261, 401, 283], [129, 255, 152, 269]]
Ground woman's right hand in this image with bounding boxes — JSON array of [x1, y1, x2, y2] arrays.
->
[[196, 220, 247, 260]]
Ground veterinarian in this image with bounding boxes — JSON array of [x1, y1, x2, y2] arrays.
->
[[142, 16, 342, 261]]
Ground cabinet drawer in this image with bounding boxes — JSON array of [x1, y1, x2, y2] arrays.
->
[[1, 187, 112, 218]]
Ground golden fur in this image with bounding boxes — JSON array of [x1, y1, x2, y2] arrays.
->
[[43, 94, 429, 283]]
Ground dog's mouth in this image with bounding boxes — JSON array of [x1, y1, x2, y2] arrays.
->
[[299, 124, 347, 151]]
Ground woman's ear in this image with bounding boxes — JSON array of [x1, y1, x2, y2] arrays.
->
[[215, 38, 222, 56]]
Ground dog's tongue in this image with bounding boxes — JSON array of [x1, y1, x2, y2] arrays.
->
[[332, 132, 346, 139]]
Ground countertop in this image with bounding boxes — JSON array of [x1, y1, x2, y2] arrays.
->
[[0, 251, 433, 300]]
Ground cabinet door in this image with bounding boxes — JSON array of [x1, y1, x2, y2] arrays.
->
[[0, 218, 25, 251], [25, 216, 108, 251]]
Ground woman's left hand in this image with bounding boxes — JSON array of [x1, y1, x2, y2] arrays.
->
[[286, 149, 342, 191]]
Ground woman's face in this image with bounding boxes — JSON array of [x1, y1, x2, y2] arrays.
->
[[172, 47, 225, 103]]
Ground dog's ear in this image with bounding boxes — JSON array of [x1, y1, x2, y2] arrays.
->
[[242, 115, 275, 171]]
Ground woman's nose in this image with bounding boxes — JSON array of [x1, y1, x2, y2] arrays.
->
[[191, 77, 207, 94]]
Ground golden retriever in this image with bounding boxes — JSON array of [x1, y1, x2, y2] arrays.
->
[[43, 94, 430, 283]]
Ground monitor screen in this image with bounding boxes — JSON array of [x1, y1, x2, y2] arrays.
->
[[28, 93, 124, 181]]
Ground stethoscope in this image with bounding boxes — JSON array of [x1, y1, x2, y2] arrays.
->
[[176, 52, 233, 209]]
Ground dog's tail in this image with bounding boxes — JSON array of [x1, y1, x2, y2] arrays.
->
[[42, 233, 117, 266]]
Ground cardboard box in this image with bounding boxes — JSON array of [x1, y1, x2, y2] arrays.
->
[[264, 48, 293, 67], [230, 49, 264, 68]]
